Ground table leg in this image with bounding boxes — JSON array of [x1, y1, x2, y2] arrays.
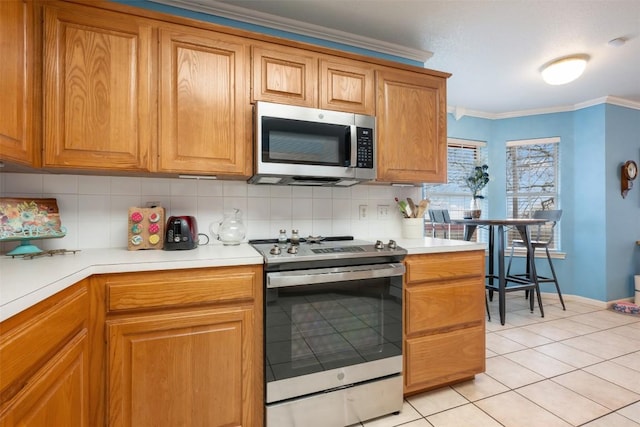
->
[[488, 225, 495, 291], [516, 225, 544, 318], [497, 225, 506, 325]]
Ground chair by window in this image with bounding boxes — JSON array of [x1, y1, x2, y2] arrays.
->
[[428, 209, 451, 239], [506, 209, 565, 310]]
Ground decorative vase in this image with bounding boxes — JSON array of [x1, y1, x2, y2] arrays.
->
[[469, 198, 482, 219]]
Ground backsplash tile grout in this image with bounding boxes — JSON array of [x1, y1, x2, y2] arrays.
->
[[1, 172, 423, 252]]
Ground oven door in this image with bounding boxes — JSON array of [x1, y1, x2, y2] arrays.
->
[[264, 262, 404, 404]]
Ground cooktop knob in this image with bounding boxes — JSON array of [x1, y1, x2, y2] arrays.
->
[[374, 240, 384, 250], [270, 244, 282, 255], [388, 239, 397, 249], [287, 245, 298, 254]]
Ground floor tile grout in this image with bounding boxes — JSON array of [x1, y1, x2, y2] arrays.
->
[[360, 297, 640, 427]]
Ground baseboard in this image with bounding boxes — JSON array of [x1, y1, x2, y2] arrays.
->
[[537, 292, 611, 309]]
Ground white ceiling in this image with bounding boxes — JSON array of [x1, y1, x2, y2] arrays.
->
[[170, 0, 640, 116]]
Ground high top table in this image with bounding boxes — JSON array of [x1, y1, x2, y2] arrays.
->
[[451, 218, 547, 325]]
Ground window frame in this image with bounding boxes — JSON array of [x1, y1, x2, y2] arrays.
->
[[505, 137, 561, 251]]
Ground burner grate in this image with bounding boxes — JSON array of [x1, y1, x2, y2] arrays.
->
[[13, 249, 81, 260]]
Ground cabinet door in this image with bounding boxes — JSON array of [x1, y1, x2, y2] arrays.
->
[[158, 27, 251, 176], [0, 0, 39, 166], [376, 68, 447, 183], [252, 45, 317, 107], [319, 57, 374, 115], [0, 331, 89, 427], [0, 282, 89, 427], [43, 3, 153, 171], [108, 307, 257, 427]]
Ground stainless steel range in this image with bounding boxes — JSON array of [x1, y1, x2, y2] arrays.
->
[[250, 236, 406, 427]]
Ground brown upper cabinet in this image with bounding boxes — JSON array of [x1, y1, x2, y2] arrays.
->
[[252, 44, 375, 115], [0, 0, 40, 167], [157, 26, 251, 177], [42, 2, 154, 171], [3, 0, 448, 182], [376, 67, 448, 183]]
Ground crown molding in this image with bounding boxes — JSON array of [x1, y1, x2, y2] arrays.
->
[[150, 0, 433, 64], [448, 96, 640, 120]]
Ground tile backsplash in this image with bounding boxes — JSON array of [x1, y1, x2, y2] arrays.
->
[[0, 173, 423, 252]]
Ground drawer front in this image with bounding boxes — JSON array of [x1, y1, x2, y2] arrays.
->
[[405, 251, 484, 283], [404, 325, 485, 393], [405, 278, 484, 335], [106, 266, 261, 312]]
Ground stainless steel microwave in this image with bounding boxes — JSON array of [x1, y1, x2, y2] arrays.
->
[[249, 101, 376, 186]]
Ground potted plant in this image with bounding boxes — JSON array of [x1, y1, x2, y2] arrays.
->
[[464, 164, 490, 218]]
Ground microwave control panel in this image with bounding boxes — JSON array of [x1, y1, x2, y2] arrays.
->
[[356, 127, 374, 169]]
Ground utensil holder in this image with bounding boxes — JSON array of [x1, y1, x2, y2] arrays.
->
[[402, 218, 424, 239]]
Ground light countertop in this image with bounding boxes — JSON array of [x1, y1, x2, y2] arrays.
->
[[0, 237, 485, 322], [0, 244, 263, 322]]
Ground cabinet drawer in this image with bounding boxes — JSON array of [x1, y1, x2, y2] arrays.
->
[[404, 325, 485, 393], [106, 266, 261, 312], [405, 278, 484, 335], [0, 283, 88, 396], [405, 251, 484, 283]]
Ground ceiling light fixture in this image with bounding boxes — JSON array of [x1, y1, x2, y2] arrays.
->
[[540, 54, 589, 85]]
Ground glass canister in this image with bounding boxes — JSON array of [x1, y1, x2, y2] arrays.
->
[[210, 208, 246, 246]]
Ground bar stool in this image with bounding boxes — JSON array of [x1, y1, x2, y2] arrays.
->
[[506, 209, 565, 310], [428, 209, 451, 238]]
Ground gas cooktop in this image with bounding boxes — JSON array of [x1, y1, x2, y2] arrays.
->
[[249, 235, 406, 269]]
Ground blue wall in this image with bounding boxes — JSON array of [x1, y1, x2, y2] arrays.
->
[[605, 105, 640, 300], [449, 105, 640, 302]]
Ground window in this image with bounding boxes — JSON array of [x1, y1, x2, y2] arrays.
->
[[506, 137, 560, 249], [424, 138, 487, 240]]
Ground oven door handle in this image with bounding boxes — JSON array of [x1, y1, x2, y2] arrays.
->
[[266, 263, 405, 288]]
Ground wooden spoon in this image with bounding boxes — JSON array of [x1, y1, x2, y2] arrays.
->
[[407, 198, 417, 218], [416, 199, 429, 218]]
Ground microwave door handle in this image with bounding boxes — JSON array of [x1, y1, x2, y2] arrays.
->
[[349, 124, 357, 168]]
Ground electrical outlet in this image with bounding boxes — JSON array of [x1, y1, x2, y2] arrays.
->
[[359, 205, 368, 220], [377, 205, 390, 219]]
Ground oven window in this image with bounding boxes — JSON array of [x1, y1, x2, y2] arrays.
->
[[261, 117, 350, 166], [264, 277, 402, 383]]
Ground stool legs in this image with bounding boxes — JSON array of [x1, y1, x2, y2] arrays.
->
[[506, 245, 565, 310], [545, 247, 566, 310]]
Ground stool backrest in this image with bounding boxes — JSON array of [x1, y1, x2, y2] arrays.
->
[[531, 209, 562, 243], [428, 209, 451, 238]]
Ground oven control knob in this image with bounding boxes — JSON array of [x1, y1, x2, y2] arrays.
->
[[374, 240, 384, 250], [269, 244, 282, 255], [388, 239, 397, 249], [287, 245, 298, 254]]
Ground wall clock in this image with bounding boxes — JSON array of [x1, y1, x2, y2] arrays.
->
[[621, 160, 637, 198]]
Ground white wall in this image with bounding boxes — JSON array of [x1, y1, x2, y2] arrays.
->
[[0, 172, 422, 251]]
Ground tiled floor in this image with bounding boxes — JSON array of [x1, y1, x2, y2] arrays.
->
[[355, 294, 640, 427]]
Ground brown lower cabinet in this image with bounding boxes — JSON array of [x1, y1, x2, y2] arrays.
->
[[403, 251, 486, 395], [1, 252, 485, 423], [99, 265, 263, 427], [0, 265, 263, 427], [0, 280, 90, 426]]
